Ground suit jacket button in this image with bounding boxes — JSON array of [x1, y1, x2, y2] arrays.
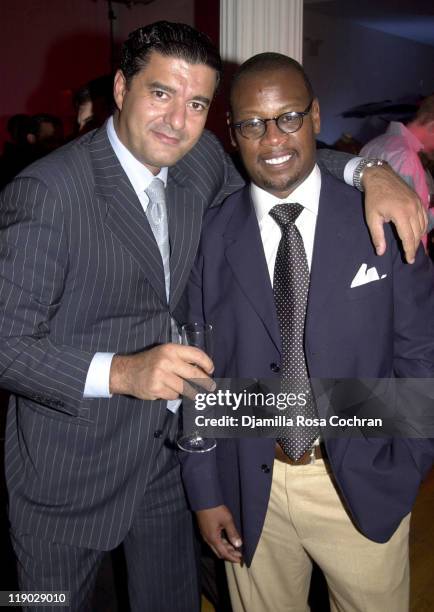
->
[[270, 363, 280, 373], [154, 430, 163, 438], [261, 464, 270, 473]]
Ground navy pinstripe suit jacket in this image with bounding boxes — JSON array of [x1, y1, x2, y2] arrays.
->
[[0, 124, 244, 550]]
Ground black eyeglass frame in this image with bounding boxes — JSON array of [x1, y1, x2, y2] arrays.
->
[[231, 99, 314, 140]]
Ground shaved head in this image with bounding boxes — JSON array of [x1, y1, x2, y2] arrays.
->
[[230, 52, 314, 110]]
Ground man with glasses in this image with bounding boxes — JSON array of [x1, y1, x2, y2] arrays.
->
[[181, 53, 434, 611]]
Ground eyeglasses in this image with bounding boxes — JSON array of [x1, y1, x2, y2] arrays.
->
[[231, 100, 313, 140]]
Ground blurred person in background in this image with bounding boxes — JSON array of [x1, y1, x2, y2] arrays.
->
[[361, 94, 434, 244], [26, 113, 64, 155], [0, 113, 63, 187], [73, 75, 114, 134]]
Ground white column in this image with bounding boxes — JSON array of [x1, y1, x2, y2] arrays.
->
[[220, 0, 303, 64]]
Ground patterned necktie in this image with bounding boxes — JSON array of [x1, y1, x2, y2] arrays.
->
[[145, 177, 171, 302], [269, 202, 319, 460]]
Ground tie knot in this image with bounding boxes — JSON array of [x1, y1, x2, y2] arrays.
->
[[145, 177, 166, 203], [269, 202, 303, 228]]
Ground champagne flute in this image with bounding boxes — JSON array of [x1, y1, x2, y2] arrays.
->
[[177, 323, 217, 453]]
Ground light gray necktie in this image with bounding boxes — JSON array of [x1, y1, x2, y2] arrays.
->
[[145, 177, 170, 302], [145, 178, 180, 413]]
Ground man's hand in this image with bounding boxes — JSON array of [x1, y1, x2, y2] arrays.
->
[[362, 163, 427, 263], [196, 505, 243, 563], [109, 343, 214, 400]]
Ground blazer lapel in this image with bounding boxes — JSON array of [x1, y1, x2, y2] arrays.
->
[[166, 167, 205, 311], [306, 171, 356, 332], [90, 126, 167, 305], [224, 187, 281, 354]]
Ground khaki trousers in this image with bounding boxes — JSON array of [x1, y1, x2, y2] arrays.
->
[[226, 459, 410, 612]]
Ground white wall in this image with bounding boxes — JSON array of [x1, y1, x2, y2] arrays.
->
[[303, 9, 434, 145]]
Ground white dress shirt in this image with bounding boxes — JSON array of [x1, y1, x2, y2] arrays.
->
[[251, 164, 321, 278], [84, 116, 168, 399]]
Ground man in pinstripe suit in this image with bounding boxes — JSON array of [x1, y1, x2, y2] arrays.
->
[[0, 20, 428, 612]]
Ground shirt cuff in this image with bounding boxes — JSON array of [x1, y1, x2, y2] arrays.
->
[[344, 156, 363, 187], [167, 398, 181, 414], [83, 353, 115, 398]]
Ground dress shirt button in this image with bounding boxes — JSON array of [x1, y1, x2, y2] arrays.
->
[[261, 464, 270, 473], [154, 430, 163, 438], [270, 363, 280, 373]]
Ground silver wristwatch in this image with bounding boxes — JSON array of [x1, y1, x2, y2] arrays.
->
[[353, 158, 386, 192]]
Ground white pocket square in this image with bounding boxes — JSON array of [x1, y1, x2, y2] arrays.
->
[[350, 263, 387, 288]]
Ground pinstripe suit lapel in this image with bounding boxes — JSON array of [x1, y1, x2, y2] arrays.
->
[[166, 167, 204, 310], [90, 127, 167, 305]]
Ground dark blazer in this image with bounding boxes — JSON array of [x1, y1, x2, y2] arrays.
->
[[0, 124, 244, 550], [181, 170, 434, 566]]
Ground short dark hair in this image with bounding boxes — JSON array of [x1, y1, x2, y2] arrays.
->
[[230, 52, 315, 110], [73, 75, 114, 111], [28, 114, 62, 137], [120, 21, 222, 88]]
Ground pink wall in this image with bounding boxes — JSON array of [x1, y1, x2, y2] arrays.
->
[[0, 0, 195, 149]]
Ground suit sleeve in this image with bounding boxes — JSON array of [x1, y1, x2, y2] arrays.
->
[[317, 148, 355, 183], [180, 445, 225, 511], [391, 234, 434, 478], [393, 244, 434, 376], [179, 250, 225, 510], [0, 176, 93, 416]]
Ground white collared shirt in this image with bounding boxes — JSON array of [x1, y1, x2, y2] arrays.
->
[[251, 164, 321, 280], [84, 117, 169, 399], [106, 115, 168, 209]]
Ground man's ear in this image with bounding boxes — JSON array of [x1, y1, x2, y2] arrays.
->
[[113, 70, 127, 112], [227, 112, 238, 148], [311, 98, 321, 136]]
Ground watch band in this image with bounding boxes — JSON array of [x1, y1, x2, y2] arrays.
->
[[353, 158, 386, 192]]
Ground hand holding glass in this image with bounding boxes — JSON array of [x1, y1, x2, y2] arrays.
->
[[177, 323, 217, 452]]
